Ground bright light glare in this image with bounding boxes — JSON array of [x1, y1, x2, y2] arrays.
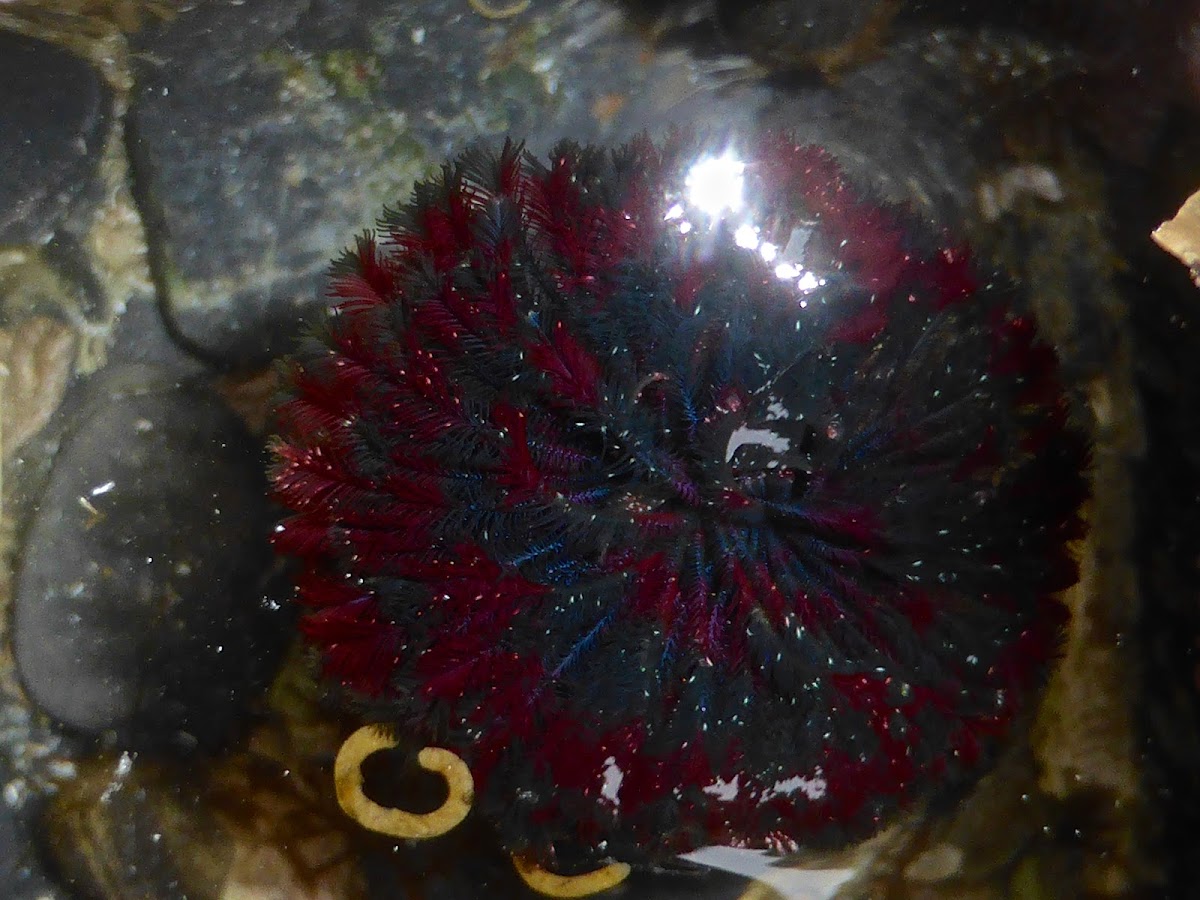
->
[[733, 224, 759, 249], [685, 153, 746, 218], [797, 271, 821, 291], [774, 262, 802, 280]]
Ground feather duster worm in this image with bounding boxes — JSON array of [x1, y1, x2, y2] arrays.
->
[[270, 134, 1088, 872]]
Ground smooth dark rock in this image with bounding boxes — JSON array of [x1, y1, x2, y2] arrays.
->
[[126, 0, 768, 367], [0, 772, 63, 900], [0, 32, 112, 247], [127, 0, 434, 367], [717, 0, 883, 67], [13, 365, 287, 751], [106, 297, 211, 375], [757, 36, 993, 232]]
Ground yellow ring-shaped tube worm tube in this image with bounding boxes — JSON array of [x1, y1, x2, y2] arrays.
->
[[467, 0, 531, 20], [512, 853, 632, 898], [333, 726, 474, 839]]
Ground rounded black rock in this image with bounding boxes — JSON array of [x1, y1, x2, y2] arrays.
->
[[12, 365, 286, 751], [716, 0, 888, 69], [0, 32, 112, 246], [0, 767, 61, 900]]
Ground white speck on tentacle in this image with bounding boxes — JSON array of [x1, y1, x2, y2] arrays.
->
[[759, 768, 827, 804], [99, 751, 136, 804], [600, 756, 624, 806], [702, 774, 740, 802], [765, 399, 790, 421], [725, 426, 790, 463]]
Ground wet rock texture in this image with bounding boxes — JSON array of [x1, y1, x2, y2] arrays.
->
[[0, 30, 112, 247], [12, 366, 286, 750], [0, 0, 1199, 897], [126, 0, 770, 367]]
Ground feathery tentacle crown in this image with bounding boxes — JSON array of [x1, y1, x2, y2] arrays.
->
[[271, 134, 1088, 863]]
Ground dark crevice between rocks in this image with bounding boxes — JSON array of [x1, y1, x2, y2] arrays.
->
[[39, 232, 113, 327], [123, 85, 326, 373], [1129, 276, 1200, 898], [122, 105, 254, 374], [1117, 120, 1200, 893]]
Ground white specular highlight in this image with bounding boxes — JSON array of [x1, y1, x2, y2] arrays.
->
[[685, 153, 747, 218]]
